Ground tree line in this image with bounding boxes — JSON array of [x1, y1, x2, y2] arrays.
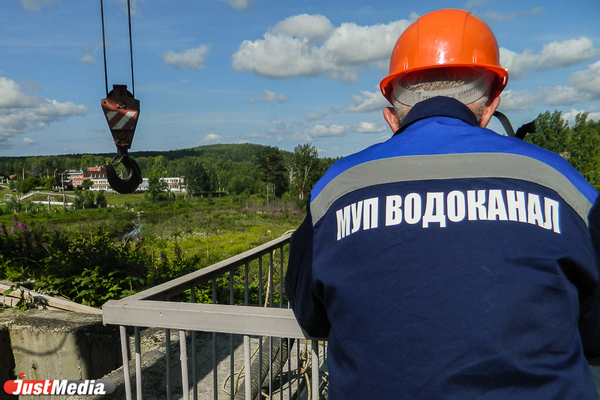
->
[[0, 143, 338, 206], [524, 111, 600, 190], [1, 110, 599, 203]]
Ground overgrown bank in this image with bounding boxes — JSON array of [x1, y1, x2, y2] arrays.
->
[[0, 196, 303, 308]]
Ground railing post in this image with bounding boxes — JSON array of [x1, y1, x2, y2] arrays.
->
[[312, 340, 319, 400], [191, 288, 198, 400], [212, 278, 218, 399], [230, 271, 235, 399], [166, 329, 172, 400], [244, 335, 251, 400], [119, 326, 132, 400], [134, 327, 142, 400], [180, 330, 190, 400]]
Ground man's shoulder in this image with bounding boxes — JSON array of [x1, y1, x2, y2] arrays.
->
[[310, 142, 388, 200]]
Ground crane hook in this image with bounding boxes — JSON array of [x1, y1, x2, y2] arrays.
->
[[102, 84, 143, 193], [106, 147, 143, 194]]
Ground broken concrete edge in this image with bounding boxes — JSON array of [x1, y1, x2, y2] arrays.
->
[[0, 309, 124, 399], [0, 280, 102, 315]]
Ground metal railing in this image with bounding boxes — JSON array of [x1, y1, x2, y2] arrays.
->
[[102, 233, 327, 400]]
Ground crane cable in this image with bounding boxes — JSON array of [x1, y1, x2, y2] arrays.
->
[[100, 0, 135, 98], [99, 0, 143, 194]]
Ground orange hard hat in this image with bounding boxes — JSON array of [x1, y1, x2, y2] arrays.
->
[[380, 9, 508, 105]]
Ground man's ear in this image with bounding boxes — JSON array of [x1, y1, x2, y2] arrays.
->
[[383, 107, 401, 132], [479, 96, 501, 128]]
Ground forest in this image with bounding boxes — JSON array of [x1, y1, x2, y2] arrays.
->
[[0, 142, 338, 207], [1, 110, 600, 201]]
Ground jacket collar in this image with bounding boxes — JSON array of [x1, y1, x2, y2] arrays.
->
[[394, 96, 479, 136]]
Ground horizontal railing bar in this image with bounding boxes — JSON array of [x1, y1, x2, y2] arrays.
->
[[103, 299, 317, 339], [123, 233, 292, 302]]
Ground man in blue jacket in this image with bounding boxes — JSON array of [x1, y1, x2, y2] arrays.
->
[[285, 9, 600, 399]]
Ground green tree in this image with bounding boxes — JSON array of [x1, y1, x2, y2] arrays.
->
[[95, 191, 107, 208], [289, 143, 320, 203], [81, 179, 94, 190], [185, 161, 211, 197], [526, 111, 570, 157], [254, 146, 288, 199], [19, 177, 39, 194], [569, 113, 600, 188], [526, 111, 600, 190], [147, 169, 167, 202], [80, 155, 105, 170], [73, 191, 96, 209]]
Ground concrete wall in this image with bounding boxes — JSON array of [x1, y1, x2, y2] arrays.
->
[[0, 309, 122, 400]]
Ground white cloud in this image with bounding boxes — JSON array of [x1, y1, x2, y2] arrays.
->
[[232, 15, 414, 82], [300, 124, 348, 140], [501, 37, 600, 80], [571, 60, 600, 95], [243, 133, 272, 139], [20, 0, 58, 12], [292, 132, 314, 142], [538, 85, 595, 105], [306, 113, 325, 121], [500, 87, 596, 112], [293, 121, 385, 142], [353, 122, 386, 134], [249, 89, 289, 104], [23, 138, 35, 146], [310, 124, 347, 137], [116, 0, 144, 17], [323, 20, 409, 65], [162, 45, 211, 71], [218, 0, 253, 11], [200, 133, 222, 144], [0, 77, 88, 148], [562, 108, 600, 124], [481, 7, 543, 23], [271, 14, 333, 43], [499, 57, 600, 112], [79, 54, 97, 66], [347, 89, 388, 113], [499, 89, 537, 111], [233, 32, 344, 79]]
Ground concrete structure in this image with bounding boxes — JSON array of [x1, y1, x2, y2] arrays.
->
[[0, 309, 122, 397]]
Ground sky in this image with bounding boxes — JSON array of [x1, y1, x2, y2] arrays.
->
[[0, 0, 599, 159]]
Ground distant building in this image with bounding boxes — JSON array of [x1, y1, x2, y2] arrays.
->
[[69, 166, 108, 191], [67, 167, 185, 193], [137, 177, 186, 193], [162, 177, 186, 192]]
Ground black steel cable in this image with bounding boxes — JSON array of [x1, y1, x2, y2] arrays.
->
[[127, 0, 135, 97], [99, 0, 136, 97], [100, 0, 108, 96]]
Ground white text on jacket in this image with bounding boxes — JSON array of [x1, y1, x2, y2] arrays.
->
[[336, 190, 560, 240]]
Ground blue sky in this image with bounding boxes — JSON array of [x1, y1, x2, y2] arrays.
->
[[1, 0, 599, 158]]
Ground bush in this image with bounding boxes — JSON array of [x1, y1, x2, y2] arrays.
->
[[0, 218, 146, 306]]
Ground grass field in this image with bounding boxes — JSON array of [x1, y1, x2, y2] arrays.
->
[[1, 189, 304, 268], [0, 188, 304, 306]]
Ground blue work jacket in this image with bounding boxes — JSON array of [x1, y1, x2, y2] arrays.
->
[[285, 97, 600, 399]]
